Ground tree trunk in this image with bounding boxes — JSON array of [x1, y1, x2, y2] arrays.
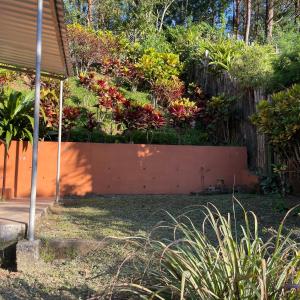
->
[[244, 0, 252, 44], [296, 0, 300, 24], [234, 0, 241, 38], [266, 0, 274, 41], [252, 0, 259, 40], [87, 0, 93, 27], [158, 0, 175, 32]]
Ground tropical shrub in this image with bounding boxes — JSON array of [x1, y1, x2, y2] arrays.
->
[[251, 84, 300, 166], [113, 59, 144, 91], [79, 73, 129, 110], [39, 88, 59, 139], [0, 69, 16, 87], [205, 94, 237, 144], [114, 103, 165, 134], [62, 106, 81, 138], [0, 89, 34, 199], [0, 89, 34, 148], [230, 44, 275, 88], [272, 30, 300, 89], [122, 202, 300, 299], [166, 23, 220, 59], [151, 76, 185, 107], [67, 24, 101, 74], [204, 39, 245, 72], [140, 32, 171, 53], [168, 98, 200, 128], [136, 48, 182, 83]]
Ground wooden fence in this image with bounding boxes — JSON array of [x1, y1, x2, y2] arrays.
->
[[188, 64, 300, 193], [187, 64, 269, 172]]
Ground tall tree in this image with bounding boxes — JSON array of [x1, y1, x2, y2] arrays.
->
[[245, 0, 252, 44], [296, 0, 300, 24], [234, 0, 241, 38], [87, 0, 93, 27], [158, 0, 176, 32], [266, 0, 274, 41]]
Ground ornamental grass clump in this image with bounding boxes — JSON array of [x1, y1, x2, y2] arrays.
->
[[120, 200, 300, 299]]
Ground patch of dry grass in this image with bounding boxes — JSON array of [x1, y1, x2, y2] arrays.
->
[[0, 194, 299, 299]]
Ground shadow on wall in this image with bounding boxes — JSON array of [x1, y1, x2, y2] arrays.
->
[[0, 141, 257, 198], [58, 143, 256, 196], [0, 141, 29, 199], [60, 142, 93, 197], [60, 143, 164, 196]]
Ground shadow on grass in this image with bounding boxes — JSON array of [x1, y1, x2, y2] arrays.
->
[[45, 194, 300, 242], [0, 278, 96, 300]]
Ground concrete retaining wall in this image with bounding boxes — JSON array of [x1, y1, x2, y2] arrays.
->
[[0, 141, 257, 198]]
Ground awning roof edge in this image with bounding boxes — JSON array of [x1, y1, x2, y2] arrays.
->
[[0, 0, 73, 78], [50, 0, 73, 78]]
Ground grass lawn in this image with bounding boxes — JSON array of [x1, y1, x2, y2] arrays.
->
[[0, 194, 299, 299]]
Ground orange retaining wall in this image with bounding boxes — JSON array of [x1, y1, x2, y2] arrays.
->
[[0, 141, 257, 198]]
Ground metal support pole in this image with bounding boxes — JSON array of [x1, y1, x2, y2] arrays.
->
[[55, 80, 63, 203], [28, 0, 44, 242]]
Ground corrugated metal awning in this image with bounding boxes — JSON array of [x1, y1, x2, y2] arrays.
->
[[0, 0, 72, 78]]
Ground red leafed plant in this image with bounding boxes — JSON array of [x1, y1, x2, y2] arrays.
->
[[84, 112, 98, 132], [0, 76, 6, 86], [40, 90, 58, 128], [79, 73, 129, 110], [67, 24, 101, 74], [151, 76, 185, 107], [63, 106, 81, 132], [168, 98, 200, 128], [114, 103, 165, 132]]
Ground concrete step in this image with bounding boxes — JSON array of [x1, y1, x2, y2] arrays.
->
[[0, 222, 26, 243]]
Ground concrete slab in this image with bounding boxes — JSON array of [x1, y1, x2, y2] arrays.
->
[[0, 199, 53, 243]]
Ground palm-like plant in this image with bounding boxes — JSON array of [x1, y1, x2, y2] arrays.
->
[[0, 89, 34, 199], [120, 199, 300, 299]]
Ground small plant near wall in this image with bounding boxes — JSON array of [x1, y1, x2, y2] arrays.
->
[[168, 98, 200, 144], [81, 110, 98, 141], [39, 89, 59, 139], [204, 94, 237, 145], [0, 89, 34, 199], [62, 106, 81, 140], [114, 103, 165, 143]]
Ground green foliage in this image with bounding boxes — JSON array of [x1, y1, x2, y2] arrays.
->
[[0, 68, 16, 87], [140, 32, 171, 53], [136, 48, 182, 83], [168, 98, 200, 128], [260, 175, 281, 195], [124, 202, 300, 299], [151, 76, 185, 106], [251, 84, 300, 163], [205, 94, 237, 144], [0, 89, 34, 149], [166, 23, 220, 58], [272, 30, 300, 89], [204, 39, 245, 72], [128, 127, 208, 145], [118, 87, 151, 105], [230, 44, 275, 88], [66, 77, 98, 108]]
